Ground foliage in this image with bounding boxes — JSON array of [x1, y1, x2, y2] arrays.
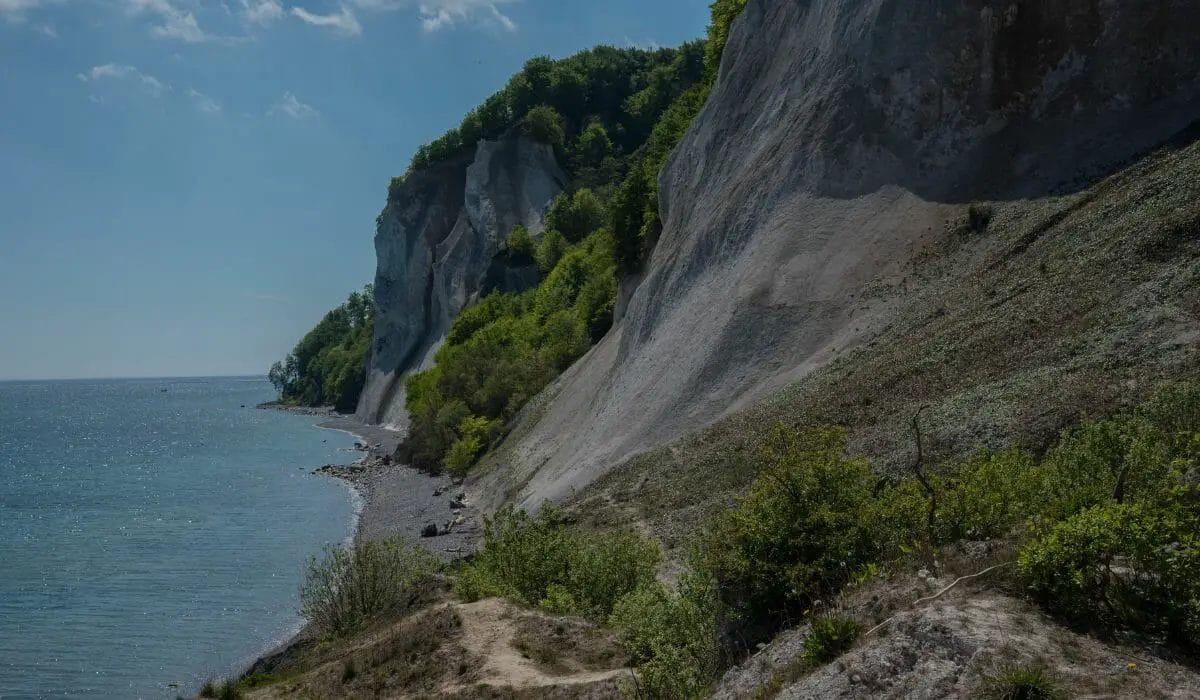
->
[[400, 44, 705, 183], [535, 229, 568, 272], [705, 0, 749, 80], [404, 231, 615, 473], [571, 120, 614, 168], [1018, 499, 1200, 647], [979, 664, 1067, 700], [700, 425, 897, 633], [799, 614, 861, 669], [444, 415, 498, 477], [454, 505, 660, 621], [523, 105, 565, 146], [932, 448, 1044, 542], [609, 572, 719, 699], [300, 538, 440, 638], [268, 285, 374, 412], [506, 225, 536, 263], [545, 189, 606, 243]]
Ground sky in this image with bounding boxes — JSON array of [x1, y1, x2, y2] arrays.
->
[[0, 0, 710, 381]]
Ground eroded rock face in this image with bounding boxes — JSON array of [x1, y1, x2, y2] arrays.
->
[[356, 137, 566, 428], [486, 0, 1200, 510]]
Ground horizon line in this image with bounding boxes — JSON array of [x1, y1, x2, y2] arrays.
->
[[0, 373, 268, 383]]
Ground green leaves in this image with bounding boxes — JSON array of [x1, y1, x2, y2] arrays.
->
[[269, 285, 374, 411]]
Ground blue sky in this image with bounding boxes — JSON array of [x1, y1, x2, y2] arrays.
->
[[0, 0, 709, 380]]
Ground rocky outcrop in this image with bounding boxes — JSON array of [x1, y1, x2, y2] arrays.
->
[[356, 136, 566, 428], [482, 0, 1200, 510]]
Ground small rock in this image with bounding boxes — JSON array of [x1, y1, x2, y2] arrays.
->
[[420, 523, 438, 538], [433, 487, 444, 497], [449, 499, 465, 511]]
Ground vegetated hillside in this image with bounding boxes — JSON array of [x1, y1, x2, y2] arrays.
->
[[267, 286, 374, 412], [356, 42, 717, 470], [479, 0, 1200, 515]]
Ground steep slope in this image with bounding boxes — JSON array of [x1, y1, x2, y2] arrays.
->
[[481, 0, 1200, 511], [357, 136, 566, 428]]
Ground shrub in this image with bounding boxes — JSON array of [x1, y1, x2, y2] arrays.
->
[[610, 573, 719, 699], [444, 415, 497, 476], [199, 680, 217, 698], [535, 229, 568, 271], [1037, 382, 1200, 523], [1017, 499, 1200, 647], [933, 448, 1043, 542], [524, 105, 564, 146], [799, 614, 861, 668], [572, 121, 613, 167], [701, 425, 888, 635], [300, 538, 440, 637], [979, 664, 1066, 700], [506, 225, 536, 262], [545, 189, 606, 243], [454, 506, 659, 620]]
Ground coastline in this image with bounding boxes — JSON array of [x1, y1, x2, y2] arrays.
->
[[240, 403, 481, 682]]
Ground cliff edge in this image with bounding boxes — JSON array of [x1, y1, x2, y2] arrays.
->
[[357, 136, 566, 428]]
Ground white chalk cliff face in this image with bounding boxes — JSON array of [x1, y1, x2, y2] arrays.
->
[[487, 0, 1200, 509], [357, 136, 566, 428]]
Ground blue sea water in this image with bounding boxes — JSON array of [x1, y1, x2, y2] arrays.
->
[[0, 377, 358, 699]]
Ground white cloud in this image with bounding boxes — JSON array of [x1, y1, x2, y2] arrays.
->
[[241, 0, 282, 26], [36, 22, 56, 36], [187, 87, 221, 113], [126, 0, 211, 42], [269, 91, 318, 119], [77, 63, 171, 96], [290, 4, 360, 35], [417, 0, 515, 33]]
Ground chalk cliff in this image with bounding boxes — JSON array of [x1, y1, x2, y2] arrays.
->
[[483, 0, 1200, 509], [357, 136, 566, 428]]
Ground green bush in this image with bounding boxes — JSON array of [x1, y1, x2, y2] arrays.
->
[[572, 121, 613, 167], [933, 448, 1043, 542], [701, 425, 891, 634], [506, 225, 536, 262], [524, 105, 564, 146], [535, 229, 568, 272], [979, 664, 1067, 700], [800, 614, 861, 668], [300, 538, 440, 638], [545, 189, 606, 243], [609, 573, 719, 699], [1018, 499, 1200, 647], [455, 506, 660, 620]]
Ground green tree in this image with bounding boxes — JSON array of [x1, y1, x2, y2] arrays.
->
[[545, 189, 605, 243], [524, 105, 564, 146]]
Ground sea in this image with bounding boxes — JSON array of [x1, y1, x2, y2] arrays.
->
[[0, 377, 359, 699]]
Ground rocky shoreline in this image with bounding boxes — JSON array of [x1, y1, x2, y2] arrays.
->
[[241, 404, 482, 680]]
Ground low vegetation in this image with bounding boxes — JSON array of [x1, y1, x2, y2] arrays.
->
[[300, 537, 440, 638], [603, 381, 1200, 694], [265, 382, 1195, 698], [455, 505, 659, 621], [799, 615, 862, 669], [979, 664, 1067, 700], [267, 286, 373, 411]]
